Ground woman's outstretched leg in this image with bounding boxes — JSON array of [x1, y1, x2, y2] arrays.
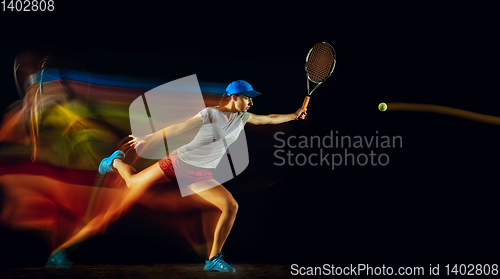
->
[[113, 159, 171, 190], [51, 157, 170, 256]]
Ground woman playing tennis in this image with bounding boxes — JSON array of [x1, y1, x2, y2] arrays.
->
[[48, 80, 307, 272]]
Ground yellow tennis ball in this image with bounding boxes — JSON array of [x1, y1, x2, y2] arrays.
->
[[378, 102, 387, 112]]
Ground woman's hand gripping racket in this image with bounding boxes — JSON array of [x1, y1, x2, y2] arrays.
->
[[301, 42, 336, 119]]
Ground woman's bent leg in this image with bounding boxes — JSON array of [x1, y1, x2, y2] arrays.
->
[[193, 182, 238, 259]]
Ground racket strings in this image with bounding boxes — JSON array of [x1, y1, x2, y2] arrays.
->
[[307, 44, 335, 83]]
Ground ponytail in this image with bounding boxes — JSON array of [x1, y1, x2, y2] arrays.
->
[[216, 92, 231, 108]]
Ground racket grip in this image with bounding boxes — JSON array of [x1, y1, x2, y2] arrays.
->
[[300, 96, 310, 119]]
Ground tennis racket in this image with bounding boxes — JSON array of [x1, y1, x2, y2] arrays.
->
[[301, 42, 336, 119]]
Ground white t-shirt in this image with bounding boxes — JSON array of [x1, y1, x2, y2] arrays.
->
[[176, 107, 250, 169]]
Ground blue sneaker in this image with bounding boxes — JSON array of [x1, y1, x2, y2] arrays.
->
[[45, 250, 73, 268], [98, 150, 125, 174], [204, 251, 235, 272]]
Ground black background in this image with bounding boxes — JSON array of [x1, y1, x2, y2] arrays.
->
[[1, 1, 499, 268]]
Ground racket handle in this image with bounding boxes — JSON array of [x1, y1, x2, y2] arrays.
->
[[300, 96, 310, 119]]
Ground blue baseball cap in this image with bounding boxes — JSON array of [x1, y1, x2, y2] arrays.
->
[[225, 80, 261, 97]]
